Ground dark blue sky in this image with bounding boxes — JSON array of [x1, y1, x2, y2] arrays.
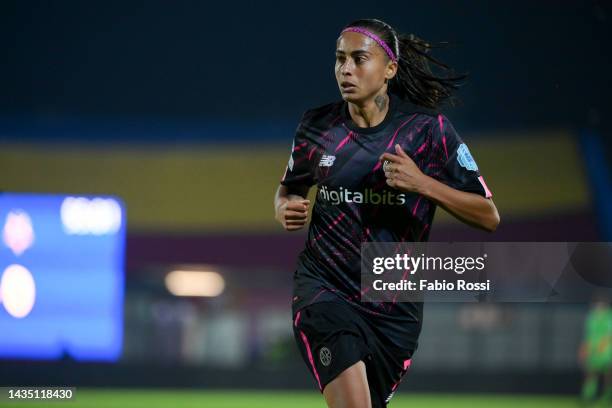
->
[[1, 1, 611, 133]]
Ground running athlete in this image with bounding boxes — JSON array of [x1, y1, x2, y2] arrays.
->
[[580, 296, 612, 403], [274, 19, 500, 408]]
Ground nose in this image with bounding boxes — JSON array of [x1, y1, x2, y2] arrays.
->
[[340, 58, 355, 76]]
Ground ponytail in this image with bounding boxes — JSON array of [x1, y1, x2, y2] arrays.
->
[[342, 19, 467, 109]]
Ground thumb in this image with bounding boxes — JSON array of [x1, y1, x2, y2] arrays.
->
[[395, 144, 409, 158]]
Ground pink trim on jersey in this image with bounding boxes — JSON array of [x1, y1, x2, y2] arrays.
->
[[313, 212, 346, 242], [335, 131, 354, 152], [438, 114, 449, 160], [300, 330, 323, 391], [308, 146, 317, 160], [370, 116, 418, 173], [280, 165, 288, 182], [386, 115, 417, 150], [403, 358, 412, 370], [417, 223, 430, 241], [478, 176, 493, 198], [293, 141, 307, 151], [391, 268, 410, 305], [415, 141, 428, 155], [390, 359, 413, 393], [294, 311, 301, 327], [308, 287, 338, 305], [412, 196, 423, 216], [310, 288, 327, 303]]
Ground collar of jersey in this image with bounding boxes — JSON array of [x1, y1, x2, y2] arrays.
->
[[341, 92, 399, 135]]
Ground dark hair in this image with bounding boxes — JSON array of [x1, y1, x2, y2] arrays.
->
[[342, 18, 467, 110]]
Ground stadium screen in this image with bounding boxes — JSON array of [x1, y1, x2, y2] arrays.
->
[[0, 193, 126, 361]]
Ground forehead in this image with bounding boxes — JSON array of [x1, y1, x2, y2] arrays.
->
[[336, 31, 382, 55]]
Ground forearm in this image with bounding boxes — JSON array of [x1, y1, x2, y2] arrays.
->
[[418, 175, 500, 232]]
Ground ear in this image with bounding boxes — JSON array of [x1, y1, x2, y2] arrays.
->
[[386, 60, 398, 81]]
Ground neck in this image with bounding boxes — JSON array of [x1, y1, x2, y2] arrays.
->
[[348, 91, 390, 128]]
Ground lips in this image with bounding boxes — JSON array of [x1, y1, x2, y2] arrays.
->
[[341, 81, 357, 91]]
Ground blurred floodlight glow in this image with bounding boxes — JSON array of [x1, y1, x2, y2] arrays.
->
[[2, 210, 35, 256], [165, 270, 225, 297], [60, 197, 122, 235], [0, 264, 36, 318]]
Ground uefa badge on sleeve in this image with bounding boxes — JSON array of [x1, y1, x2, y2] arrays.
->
[[457, 143, 478, 171]]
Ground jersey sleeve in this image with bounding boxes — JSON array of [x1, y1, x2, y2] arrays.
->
[[280, 111, 317, 187], [429, 114, 493, 198]]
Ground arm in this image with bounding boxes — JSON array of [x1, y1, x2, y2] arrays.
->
[[418, 175, 500, 232], [274, 184, 311, 231], [381, 144, 500, 232], [276, 109, 317, 231]]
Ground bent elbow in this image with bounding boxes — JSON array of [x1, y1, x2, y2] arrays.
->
[[484, 210, 500, 233]]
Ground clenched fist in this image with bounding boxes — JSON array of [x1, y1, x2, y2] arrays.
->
[[276, 199, 310, 231]]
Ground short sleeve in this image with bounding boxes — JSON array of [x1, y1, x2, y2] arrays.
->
[[429, 114, 492, 198], [280, 111, 317, 187]]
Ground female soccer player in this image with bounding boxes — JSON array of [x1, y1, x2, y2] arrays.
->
[[274, 18, 500, 407]]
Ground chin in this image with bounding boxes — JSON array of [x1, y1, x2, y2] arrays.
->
[[341, 92, 362, 103]]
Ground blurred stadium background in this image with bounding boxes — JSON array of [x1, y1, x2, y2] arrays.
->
[[0, 1, 611, 407]]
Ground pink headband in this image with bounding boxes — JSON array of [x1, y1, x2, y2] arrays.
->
[[341, 27, 398, 63]]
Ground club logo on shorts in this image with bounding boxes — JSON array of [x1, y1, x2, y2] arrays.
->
[[319, 346, 332, 367], [319, 155, 336, 167]]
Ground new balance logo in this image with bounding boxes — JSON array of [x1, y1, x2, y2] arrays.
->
[[319, 155, 336, 167]]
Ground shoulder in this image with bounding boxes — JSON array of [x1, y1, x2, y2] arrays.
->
[[300, 99, 344, 126], [291, 100, 342, 143], [395, 98, 459, 136], [394, 96, 440, 119]]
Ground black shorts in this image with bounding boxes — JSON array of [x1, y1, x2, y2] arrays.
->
[[292, 300, 417, 407]]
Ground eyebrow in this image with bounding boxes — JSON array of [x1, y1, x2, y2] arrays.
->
[[335, 49, 371, 56]]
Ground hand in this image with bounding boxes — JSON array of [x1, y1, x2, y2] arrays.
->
[[380, 144, 428, 194], [276, 199, 310, 231]]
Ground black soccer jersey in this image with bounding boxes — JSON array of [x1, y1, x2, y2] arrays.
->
[[281, 93, 492, 342]]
